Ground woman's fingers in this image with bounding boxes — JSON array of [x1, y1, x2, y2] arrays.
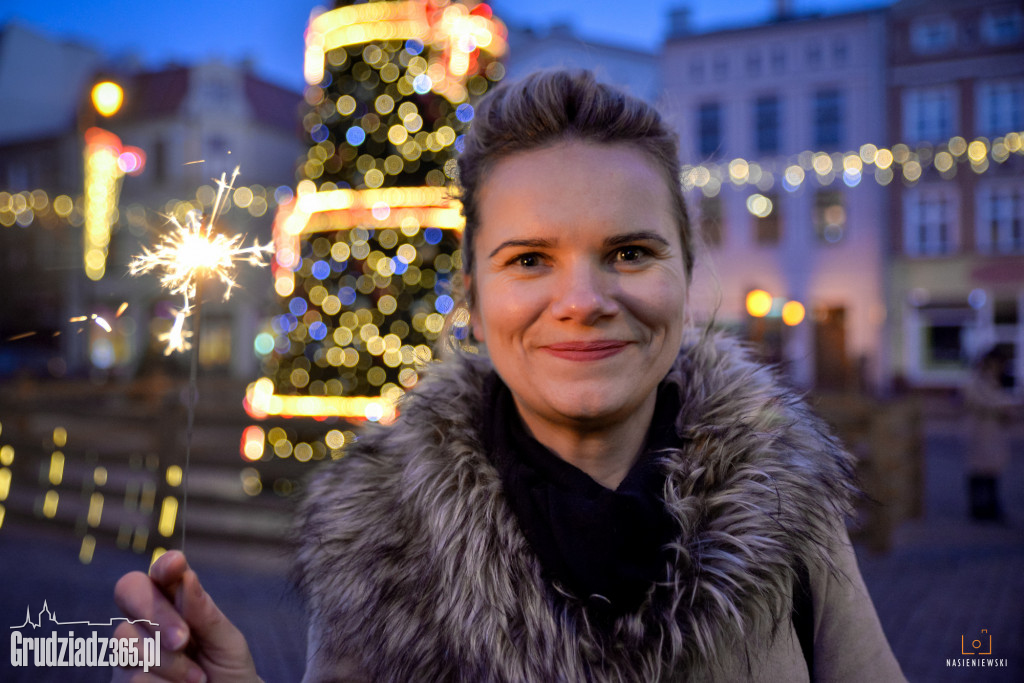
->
[[113, 552, 260, 682], [175, 569, 260, 680], [112, 621, 209, 682], [113, 569, 190, 651]]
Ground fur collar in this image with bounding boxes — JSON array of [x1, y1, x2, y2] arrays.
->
[[295, 332, 857, 681]]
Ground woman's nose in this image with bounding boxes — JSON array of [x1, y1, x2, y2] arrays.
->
[[549, 262, 619, 324]]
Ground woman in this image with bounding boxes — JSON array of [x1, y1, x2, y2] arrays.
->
[[964, 347, 1019, 521], [114, 70, 904, 681]]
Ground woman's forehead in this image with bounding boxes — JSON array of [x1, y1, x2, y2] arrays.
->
[[474, 142, 675, 241]]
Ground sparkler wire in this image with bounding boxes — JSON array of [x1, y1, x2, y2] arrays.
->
[[128, 166, 272, 554], [181, 281, 202, 553]]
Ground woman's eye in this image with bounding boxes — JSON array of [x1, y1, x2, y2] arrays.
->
[[511, 253, 542, 268], [614, 246, 648, 262]]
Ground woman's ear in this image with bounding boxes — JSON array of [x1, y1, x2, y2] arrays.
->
[[464, 274, 485, 343]]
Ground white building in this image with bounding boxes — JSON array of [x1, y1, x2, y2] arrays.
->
[[94, 60, 306, 380], [0, 23, 305, 380], [661, 8, 889, 391], [504, 22, 659, 102]]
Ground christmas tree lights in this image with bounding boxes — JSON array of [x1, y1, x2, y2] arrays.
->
[[249, 0, 506, 429]]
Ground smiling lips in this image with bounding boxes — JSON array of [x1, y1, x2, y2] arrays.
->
[[540, 341, 631, 361]]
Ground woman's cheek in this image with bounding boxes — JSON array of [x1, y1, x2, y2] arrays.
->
[[621, 275, 686, 326]]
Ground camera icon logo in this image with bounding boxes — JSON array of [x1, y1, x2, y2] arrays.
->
[[961, 629, 992, 656]]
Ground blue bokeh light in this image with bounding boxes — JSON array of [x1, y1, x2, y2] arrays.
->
[[435, 295, 454, 314], [289, 297, 308, 316], [338, 287, 357, 306], [309, 321, 328, 341], [311, 260, 331, 280], [346, 126, 366, 146]]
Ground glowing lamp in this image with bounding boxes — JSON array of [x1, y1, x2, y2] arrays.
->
[[746, 289, 772, 318], [782, 301, 806, 326], [241, 425, 266, 461], [91, 81, 124, 117]]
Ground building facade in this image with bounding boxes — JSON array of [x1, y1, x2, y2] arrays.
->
[[504, 22, 659, 102], [661, 8, 889, 391], [885, 0, 1024, 390], [0, 23, 305, 380]]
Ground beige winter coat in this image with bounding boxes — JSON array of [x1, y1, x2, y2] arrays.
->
[[964, 369, 1019, 475], [295, 333, 906, 681]]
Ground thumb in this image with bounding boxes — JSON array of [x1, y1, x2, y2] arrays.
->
[[177, 569, 257, 678]]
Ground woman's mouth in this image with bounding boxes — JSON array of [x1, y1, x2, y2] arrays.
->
[[540, 341, 630, 361]]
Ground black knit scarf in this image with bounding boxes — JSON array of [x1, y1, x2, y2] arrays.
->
[[483, 374, 680, 624]]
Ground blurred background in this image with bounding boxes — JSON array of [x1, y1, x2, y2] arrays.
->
[[0, 0, 1022, 680]]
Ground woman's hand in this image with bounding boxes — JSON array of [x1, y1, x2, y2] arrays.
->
[[112, 550, 261, 682]]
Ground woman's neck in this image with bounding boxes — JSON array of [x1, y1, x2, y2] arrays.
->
[[512, 392, 658, 490]]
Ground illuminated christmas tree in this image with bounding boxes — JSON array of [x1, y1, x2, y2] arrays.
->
[[245, 0, 506, 448]]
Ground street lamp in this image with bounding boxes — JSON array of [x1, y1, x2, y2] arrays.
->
[[90, 81, 124, 117], [82, 78, 144, 282]]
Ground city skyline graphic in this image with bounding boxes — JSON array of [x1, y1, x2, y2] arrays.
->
[[10, 600, 158, 630]]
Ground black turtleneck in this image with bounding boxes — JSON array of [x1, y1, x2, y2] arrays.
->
[[482, 374, 680, 622]]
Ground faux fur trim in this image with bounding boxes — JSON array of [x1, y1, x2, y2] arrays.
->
[[294, 332, 857, 681]]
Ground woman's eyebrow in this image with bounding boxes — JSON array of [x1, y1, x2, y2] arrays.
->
[[604, 231, 671, 248], [488, 238, 556, 258]]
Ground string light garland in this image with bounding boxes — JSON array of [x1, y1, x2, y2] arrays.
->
[[682, 131, 1024, 202]]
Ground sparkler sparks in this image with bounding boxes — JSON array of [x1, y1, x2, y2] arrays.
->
[[158, 310, 192, 356], [129, 167, 273, 353]]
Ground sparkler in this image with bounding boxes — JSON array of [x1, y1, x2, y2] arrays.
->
[[128, 167, 272, 551]]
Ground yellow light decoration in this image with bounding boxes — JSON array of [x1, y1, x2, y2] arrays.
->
[[241, 425, 266, 461], [782, 300, 806, 326], [83, 127, 124, 280], [79, 535, 96, 564], [157, 496, 178, 537], [746, 289, 773, 318], [244, 377, 398, 423], [305, 0, 506, 103], [274, 186, 463, 299], [91, 81, 124, 117]]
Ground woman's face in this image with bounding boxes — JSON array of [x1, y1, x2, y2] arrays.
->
[[469, 140, 688, 433]]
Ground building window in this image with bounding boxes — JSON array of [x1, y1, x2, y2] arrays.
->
[[712, 56, 728, 80], [755, 96, 780, 155], [904, 188, 958, 256], [770, 46, 786, 73], [832, 39, 848, 66], [813, 89, 843, 148], [814, 190, 846, 243], [915, 304, 973, 370], [977, 80, 1024, 137], [806, 42, 822, 68], [152, 139, 166, 184], [699, 196, 723, 248], [698, 102, 723, 158], [689, 60, 705, 83], [910, 18, 956, 53], [981, 7, 1023, 45], [977, 185, 1024, 254], [926, 323, 964, 365], [205, 136, 231, 174], [755, 193, 781, 246], [903, 87, 957, 142], [745, 50, 762, 77]]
